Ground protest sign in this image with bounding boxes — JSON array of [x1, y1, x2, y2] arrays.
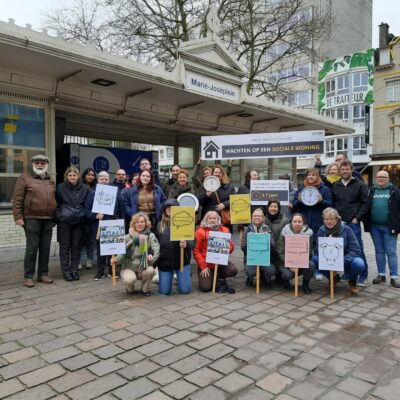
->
[[284, 235, 310, 269], [170, 206, 195, 241], [201, 130, 324, 160], [206, 231, 231, 266], [250, 180, 289, 205], [230, 194, 251, 224], [92, 184, 118, 215], [99, 219, 126, 256], [247, 233, 270, 267], [318, 237, 344, 272]]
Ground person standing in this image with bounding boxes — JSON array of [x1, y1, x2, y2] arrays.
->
[[332, 160, 369, 286], [168, 169, 194, 199], [162, 164, 181, 197], [364, 170, 400, 288], [12, 155, 57, 287], [56, 167, 90, 281]]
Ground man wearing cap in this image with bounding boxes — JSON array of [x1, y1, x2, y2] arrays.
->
[[12, 155, 57, 287]]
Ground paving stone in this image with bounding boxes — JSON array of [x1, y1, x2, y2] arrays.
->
[[232, 387, 274, 400], [75, 336, 109, 351], [239, 364, 269, 380], [141, 391, 173, 400], [256, 352, 291, 369], [117, 348, 146, 364], [40, 346, 81, 363], [92, 343, 125, 359], [136, 339, 174, 357], [164, 330, 198, 345], [49, 370, 96, 393], [257, 372, 293, 394], [320, 357, 354, 377], [60, 353, 100, 371], [279, 366, 308, 381], [119, 359, 160, 380], [187, 334, 221, 350], [199, 343, 235, 360], [148, 367, 182, 385], [185, 367, 223, 387], [0, 379, 25, 398], [209, 356, 244, 374], [286, 381, 326, 400], [67, 373, 126, 400], [4, 384, 56, 400], [3, 347, 39, 363], [116, 334, 152, 350], [19, 364, 66, 388], [146, 326, 178, 339], [0, 342, 20, 355], [373, 377, 400, 400], [151, 344, 196, 366], [293, 353, 325, 370], [214, 372, 253, 394], [0, 356, 47, 379], [170, 354, 212, 374], [188, 385, 228, 400], [319, 390, 359, 400], [113, 377, 159, 400], [162, 379, 198, 399], [88, 357, 126, 376], [35, 333, 87, 353], [337, 377, 373, 398]]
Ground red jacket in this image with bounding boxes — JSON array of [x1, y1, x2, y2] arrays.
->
[[193, 226, 234, 270]]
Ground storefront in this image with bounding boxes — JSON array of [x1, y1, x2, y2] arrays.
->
[[0, 20, 353, 260]]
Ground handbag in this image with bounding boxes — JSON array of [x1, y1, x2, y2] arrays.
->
[[215, 192, 231, 225]]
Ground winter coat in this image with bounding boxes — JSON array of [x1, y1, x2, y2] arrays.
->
[[168, 183, 195, 200], [193, 225, 234, 270], [277, 223, 314, 266], [198, 183, 236, 219], [241, 223, 275, 266], [332, 178, 369, 223], [364, 184, 400, 234], [116, 231, 160, 272], [237, 182, 266, 215], [162, 177, 177, 197], [56, 181, 90, 224], [292, 181, 333, 237], [123, 185, 166, 224], [316, 223, 361, 263], [265, 213, 290, 265], [12, 170, 57, 221]]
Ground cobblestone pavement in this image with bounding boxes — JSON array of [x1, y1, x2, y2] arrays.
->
[[1, 233, 400, 400]]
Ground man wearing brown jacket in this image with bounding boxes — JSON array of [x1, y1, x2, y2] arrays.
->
[[12, 155, 57, 287]]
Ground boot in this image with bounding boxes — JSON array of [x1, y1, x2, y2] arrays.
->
[[390, 278, 400, 288], [348, 280, 359, 295], [373, 275, 386, 284], [302, 280, 312, 294], [245, 276, 253, 287], [217, 279, 235, 294], [282, 280, 292, 290]]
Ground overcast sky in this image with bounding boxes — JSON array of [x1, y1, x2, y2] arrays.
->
[[0, 0, 399, 48]]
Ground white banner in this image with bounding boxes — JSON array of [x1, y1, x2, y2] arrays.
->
[[99, 219, 126, 256], [201, 130, 324, 160], [250, 180, 289, 205], [205, 231, 231, 266], [92, 184, 118, 215]]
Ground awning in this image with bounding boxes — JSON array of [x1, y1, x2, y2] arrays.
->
[[367, 160, 400, 166]]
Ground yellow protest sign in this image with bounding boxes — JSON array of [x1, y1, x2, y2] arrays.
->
[[170, 206, 195, 241], [230, 194, 251, 224]]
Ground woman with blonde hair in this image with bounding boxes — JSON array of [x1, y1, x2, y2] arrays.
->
[[116, 212, 160, 296], [323, 162, 341, 191], [56, 166, 90, 281]]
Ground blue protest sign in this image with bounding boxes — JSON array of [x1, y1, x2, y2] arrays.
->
[[247, 233, 270, 267]]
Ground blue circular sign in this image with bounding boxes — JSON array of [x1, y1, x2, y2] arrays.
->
[[93, 156, 109, 173], [70, 156, 79, 165]]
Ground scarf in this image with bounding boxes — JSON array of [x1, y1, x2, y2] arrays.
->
[[325, 221, 342, 237], [304, 179, 322, 187], [129, 228, 150, 271], [325, 175, 341, 185], [266, 212, 281, 222], [202, 223, 220, 231]]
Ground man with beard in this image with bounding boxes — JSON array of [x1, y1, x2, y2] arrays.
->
[[12, 155, 57, 287]]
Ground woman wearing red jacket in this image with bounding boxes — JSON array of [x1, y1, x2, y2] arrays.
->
[[193, 211, 238, 293]]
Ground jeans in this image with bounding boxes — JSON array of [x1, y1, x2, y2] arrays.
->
[[312, 255, 364, 282], [23, 219, 54, 279], [370, 226, 398, 278], [81, 221, 95, 261], [58, 222, 83, 274], [198, 262, 238, 292], [159, 265, 192, 295], [348, 223, 368, 280], [245, 264, 277, 281], [277, 261, 315, 282]]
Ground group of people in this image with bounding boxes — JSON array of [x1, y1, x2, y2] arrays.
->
[[12, 153, 400, 298]]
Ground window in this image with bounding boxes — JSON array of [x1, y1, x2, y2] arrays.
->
[[336, 106, 349, 122], [159, 148, 165, 160], [379, 49, 391, 66], [266, 43, 289, 61], [337, 137, 348, 152], [326, 79, 335, 97], [0, 102, 46, 207], [325, 138, 335, 157], [386, 80, 400, 103], [353, 72, 368, 91], [337, 75, 349, 94], [166, 147, 174, 160], [353, 135, 367, 155], [288, 90, 312, 107], [353, 105, 366, 123]]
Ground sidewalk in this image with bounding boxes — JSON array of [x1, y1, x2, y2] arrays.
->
[[0, 233, 399, 399]]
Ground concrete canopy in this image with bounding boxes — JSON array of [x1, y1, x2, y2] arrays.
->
[[0, 20, 354, 149]]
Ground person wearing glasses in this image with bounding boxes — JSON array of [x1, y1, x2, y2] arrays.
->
[[364, 170, 400, 288]]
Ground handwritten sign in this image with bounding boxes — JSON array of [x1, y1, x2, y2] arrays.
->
[[92, 184, 118, 215], [250, 180, 289, 205], [170, 206, 195, 241], [99, 219, 126, 256], [318, 237, 344, 272], [247, 233, 270, 267], [284, 235, 309, 268], [206, 231, 231, 265], [230, 194, 251, 224]]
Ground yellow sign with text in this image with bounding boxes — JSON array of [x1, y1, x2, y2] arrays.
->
[[230, 194, 251, 224], [170, 206, 195, 241]]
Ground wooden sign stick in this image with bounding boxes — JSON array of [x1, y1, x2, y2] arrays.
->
[[256, 266, 260, 294], [212, 264, 219, 293], [96, 225, 100, 240], [294, 268, 298, 297], [180, 247, 184, 272], [111, 256, 116, 287], [330, 271, 334, 299]]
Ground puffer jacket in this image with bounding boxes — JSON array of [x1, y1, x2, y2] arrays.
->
[[56, 181, 90, 224], [193, 225, 234, 270], [13, 171, 57, 221], [241, 223, 275, 266]]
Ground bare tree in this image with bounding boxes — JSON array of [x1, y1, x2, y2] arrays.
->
[[45, 0, 332, 98]]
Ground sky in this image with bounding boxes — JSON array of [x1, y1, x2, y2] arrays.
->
[[0, 0, 399, 48]]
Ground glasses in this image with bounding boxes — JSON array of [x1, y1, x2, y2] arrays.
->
[[376, 176, 388, 179]]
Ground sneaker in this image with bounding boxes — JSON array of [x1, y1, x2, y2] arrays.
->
[[86, 260, 93, 269], [373, 275, 386, 284], [314, 272, 323, 281], [349, 281, 359, 295], [390, 278, 400, 288], [356, 278, 367, 287], [94, 272, 105, 281], [152, 272, 159, 284], [24, 278, 35, 288], [78, 263, 82, 270]]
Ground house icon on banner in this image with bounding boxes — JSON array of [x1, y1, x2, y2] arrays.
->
[[203, 140, 220, 159]]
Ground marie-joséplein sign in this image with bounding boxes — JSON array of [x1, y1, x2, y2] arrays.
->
[[201, 131, 324, 160]]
